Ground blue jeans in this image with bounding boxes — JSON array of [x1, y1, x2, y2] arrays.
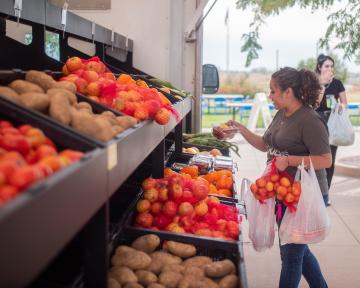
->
[[323, 194, 329, 207], [280, 244, 328, 288]]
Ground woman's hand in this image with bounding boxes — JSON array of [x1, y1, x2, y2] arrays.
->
[[319, 70, 333, 85], [275, 156, 289, 171], [226, 120, 245, 133]]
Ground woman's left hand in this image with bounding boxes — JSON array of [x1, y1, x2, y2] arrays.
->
[[275, 156, 289, 171]]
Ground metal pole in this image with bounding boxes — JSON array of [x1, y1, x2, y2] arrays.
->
[[226, 7, 230, 71], [276, 49, 279, 71]]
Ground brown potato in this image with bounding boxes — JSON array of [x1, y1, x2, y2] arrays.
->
[[163, 241, 196, 258], [178, 275, 199, 288], [180, 277, 218, 288], [135, 270, 157, 286], [146, 260, 163, 275], [205, 260, 235, 278], [9, 79, 44, 94], [112, 125, 125, 135], [74, 102, 93, 113], [53, 81, 77, 93], [71, 110, 114, 142], [195, 277, 219, 288], [162, 263, 185, 274], [131, 234, 160, 253], [25, 70, 57, 91], [183, 256, 212, 269], [123, 283, 143, 288], [102, 111, 117, 118], [19, 92, 50, 111], [49, 93, 72, 125], [0, 86, 20, 103], [182, 266, 204, 277], [94, 117, 117, 141], [116, 116, 138, 129], [151, 251, 183, 265], [148, 283, 166, 288], [158, 271, 182, 288], [115, 245, 136, 255], [148, 251, 182, 274], [109, 266, 137, 285], [219, 275, 239, 288], [47, 88, 77, 105], [97, 114, 119, 126], [112, 250, 151, 270], [108, 277, 121, 288]]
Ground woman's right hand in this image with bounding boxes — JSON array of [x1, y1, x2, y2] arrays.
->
[[226, 120, 245, 133]]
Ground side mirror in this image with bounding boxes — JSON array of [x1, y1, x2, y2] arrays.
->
[[202, 64, 219, 94]]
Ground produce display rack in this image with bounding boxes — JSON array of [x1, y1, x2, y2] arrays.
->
[[0, 1, 247, 288], [0, 97, 108, 287]]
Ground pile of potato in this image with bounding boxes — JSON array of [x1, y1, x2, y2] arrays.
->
[[109, 234, 239, 288], [0, 70, 137, 142]]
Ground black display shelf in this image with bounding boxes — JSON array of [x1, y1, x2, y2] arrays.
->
[[118, 187, 243, 253], [107, 119, 164, 195], [0, 97, 107, 287], [164, 96, 192, 136], [107, 96, 192, 195]]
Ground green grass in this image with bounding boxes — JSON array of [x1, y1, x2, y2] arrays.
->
[[202, 110, 360, 129], [201, 110, 264, 128], [347, 90, 360, 102]]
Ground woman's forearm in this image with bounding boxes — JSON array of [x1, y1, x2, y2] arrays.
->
[[238, 126, 267, 152], [339, 91, 348, 106], [288, 153, 332, 170]]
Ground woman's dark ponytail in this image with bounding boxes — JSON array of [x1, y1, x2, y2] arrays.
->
[[299, 69, 322, 108]]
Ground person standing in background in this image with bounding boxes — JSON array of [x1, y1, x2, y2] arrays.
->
[[315, 54, 348, 205]]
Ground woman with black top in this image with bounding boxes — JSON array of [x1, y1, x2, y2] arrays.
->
[[315, 54, 348, 205]]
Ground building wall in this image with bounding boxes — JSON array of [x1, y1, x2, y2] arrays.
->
[[73, 0, 171, 80], [74, 0, 202, 132]]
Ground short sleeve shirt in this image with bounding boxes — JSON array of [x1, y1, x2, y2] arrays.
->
[[263, 106, 330, 178], [317, 78, 345, 112]]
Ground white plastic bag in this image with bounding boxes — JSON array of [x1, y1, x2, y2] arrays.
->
[[279, 160, 330, 245], [245, 191, 276, 252], [327, 104, 355, 146]]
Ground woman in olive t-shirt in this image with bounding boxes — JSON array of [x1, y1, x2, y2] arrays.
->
[[227, 67, 331, 288]]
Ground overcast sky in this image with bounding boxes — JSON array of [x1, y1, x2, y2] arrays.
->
[[202, 0, 360, 72]]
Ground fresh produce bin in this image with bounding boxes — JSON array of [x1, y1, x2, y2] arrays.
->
[[0, 69, 124, 117], [0, 70, 191, 194], [168, 141, 230, 156], [119, 188, 242, 253], [165, 151, 240, 203], [0, 70, 131, 147], [0, 98, 108, 287], [112, 229, 248, 288]]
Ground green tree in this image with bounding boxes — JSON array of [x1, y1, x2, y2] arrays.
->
[[45, 31, 60, 61], [297, 58, 316, 71], [236, 0, 360, 67]]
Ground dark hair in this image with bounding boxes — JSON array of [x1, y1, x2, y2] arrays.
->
[[315, 54, 334, 74], [271, 67, 322, 108]]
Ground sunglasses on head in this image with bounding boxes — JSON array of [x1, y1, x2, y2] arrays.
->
[[318, 55, 328, 62]]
